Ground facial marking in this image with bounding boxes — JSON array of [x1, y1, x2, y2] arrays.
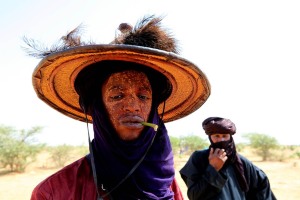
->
[[102, 70, 152, 141]]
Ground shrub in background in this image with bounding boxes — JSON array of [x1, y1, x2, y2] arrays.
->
[[0, 125, 44, 172]]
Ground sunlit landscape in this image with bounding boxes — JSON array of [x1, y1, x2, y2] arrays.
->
[[1, 146, 299, 200]]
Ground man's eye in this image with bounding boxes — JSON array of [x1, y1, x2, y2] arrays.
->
[[111, 95, 123, 100], [138, 95, 149, 100]]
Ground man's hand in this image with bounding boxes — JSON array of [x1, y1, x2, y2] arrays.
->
[[208, 148, 227, 171]]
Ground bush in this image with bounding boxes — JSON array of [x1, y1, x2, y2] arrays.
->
[[169, 136, 180, 156], [0, 125, 44, 172], [295, 151, 300, 159], [236, 142, 247, 152], [179, 135, 209, 155], [49, 144, 73, 167], [242, 133, 279, 161]]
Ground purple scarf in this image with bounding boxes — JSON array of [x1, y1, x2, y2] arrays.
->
[[91, 102, 175, 199]]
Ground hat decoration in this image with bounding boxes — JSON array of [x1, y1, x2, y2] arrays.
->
[[24, 15, 211, 123]]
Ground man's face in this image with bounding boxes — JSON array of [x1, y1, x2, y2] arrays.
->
[[101, 70, 152, 141], [210, 133, 231, 143]]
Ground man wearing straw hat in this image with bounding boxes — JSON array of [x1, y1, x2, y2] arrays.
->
[[25, 15, 211, 199]]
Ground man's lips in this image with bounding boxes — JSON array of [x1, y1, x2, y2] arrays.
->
[[119, 115, 144, 128]]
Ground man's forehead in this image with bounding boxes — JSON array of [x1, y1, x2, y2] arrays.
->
[[211, 133, 230, 136], [112, 70, 147, 76]]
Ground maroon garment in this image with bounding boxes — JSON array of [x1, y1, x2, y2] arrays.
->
[[31, 156, 184, 200]]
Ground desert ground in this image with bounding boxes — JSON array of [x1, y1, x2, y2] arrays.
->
[[1, 150, 299, 199]]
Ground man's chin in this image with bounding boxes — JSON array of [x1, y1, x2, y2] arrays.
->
[[117, 129, 143, 141]]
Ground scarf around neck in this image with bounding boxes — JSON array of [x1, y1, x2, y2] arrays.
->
[[91, 102, 175, 199], [209, 136, 249, 192]]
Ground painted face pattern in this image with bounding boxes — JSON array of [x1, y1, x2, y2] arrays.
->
[[101, 70, 152, 141]]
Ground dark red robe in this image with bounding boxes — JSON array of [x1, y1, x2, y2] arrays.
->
[[31, 156, 184, 200]]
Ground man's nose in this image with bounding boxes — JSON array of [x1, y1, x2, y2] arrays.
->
[[124, 96, 140, 112], [216, 137, 225, 142]]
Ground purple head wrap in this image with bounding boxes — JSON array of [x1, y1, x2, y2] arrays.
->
[[91, 101, 175, 199]]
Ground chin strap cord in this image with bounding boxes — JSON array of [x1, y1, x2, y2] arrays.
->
[[83, 111, 103, 200]]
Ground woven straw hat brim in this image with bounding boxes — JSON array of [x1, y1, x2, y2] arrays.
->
[[32, 44, 211, 123]]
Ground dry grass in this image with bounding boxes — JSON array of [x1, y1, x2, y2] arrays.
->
[[0, 148, 300, 199]]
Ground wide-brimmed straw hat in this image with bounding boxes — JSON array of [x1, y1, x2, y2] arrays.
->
[[27, 15, 211, 123]]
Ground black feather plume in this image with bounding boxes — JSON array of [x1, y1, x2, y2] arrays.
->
[[113, 15, 179, 53], [22, 25, 94, 58], [22, 15, 179, 59]]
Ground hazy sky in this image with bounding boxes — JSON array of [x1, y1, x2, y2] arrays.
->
[[1, 0, 299, 145]]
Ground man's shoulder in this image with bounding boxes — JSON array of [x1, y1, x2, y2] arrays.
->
[[33, 156, 91, 191], [237, 153, 260, 171], [186, 149, 209, 164], [192, 149, 210, 157], [237, 153, 252, 163], [31, 156, 96, 199]]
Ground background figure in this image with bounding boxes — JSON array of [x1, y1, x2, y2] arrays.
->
[[26, 15, 211, 199], [180, 117, 276, 200]]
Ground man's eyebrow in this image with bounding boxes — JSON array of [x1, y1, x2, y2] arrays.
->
[[108, 85, 123, 91], [139, 85, 152, 92]]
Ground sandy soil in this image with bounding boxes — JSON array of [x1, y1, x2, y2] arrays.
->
[[1, 152, 299, 199]]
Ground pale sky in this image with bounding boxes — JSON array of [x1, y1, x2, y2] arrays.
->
[[1, 0, 299, 145]]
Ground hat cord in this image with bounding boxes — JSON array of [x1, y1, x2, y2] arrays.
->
[[82, 100, 166, 199], [83, 111, 102, 199], [159, 100, 166, 127]]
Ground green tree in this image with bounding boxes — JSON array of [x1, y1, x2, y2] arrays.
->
[[0, 125, 44, 172], [243, 133, 279, 161], [169, 136, 180, 156], [49, 144, 73, 167], [180, 135, 208, 155], [235, 142, 247, 153]]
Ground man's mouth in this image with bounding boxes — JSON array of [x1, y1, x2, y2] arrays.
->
[[120, 115, 144, 128]]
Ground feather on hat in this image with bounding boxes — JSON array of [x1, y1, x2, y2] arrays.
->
[[24, 15, 211, 123]]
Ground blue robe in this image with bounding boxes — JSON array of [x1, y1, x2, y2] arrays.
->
[[180, 149, 276, 200]]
